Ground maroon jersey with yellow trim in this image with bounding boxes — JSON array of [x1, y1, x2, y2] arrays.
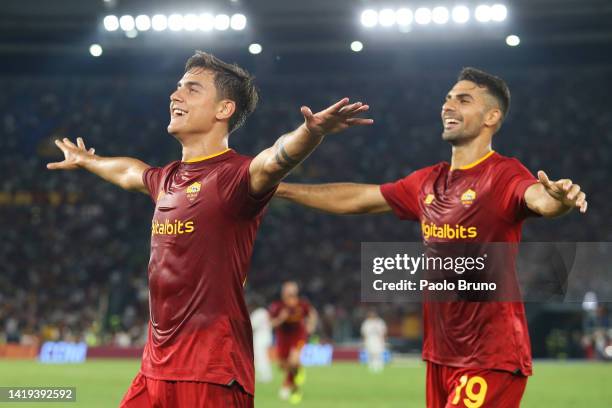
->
[[269, 299, 311, 340], [380, 151, 538, 375], [140, 149, 275, 395]]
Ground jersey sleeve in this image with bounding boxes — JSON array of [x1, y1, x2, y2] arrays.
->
[[494, 158, 540, 222], [142, 166, 164, 203], [217, 157, 277, 219], [380, 167, 431, 220]]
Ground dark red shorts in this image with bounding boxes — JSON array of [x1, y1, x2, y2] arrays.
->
[[119, 373, 253, 408], [426, 361, 527, 408], [276, 333, 306, 360]]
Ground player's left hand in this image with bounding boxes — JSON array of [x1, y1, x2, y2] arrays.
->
[[537, 170, 588, 213], [301, 98, 373, 137]]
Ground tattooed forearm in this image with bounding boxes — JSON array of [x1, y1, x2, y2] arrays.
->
[[274, 136, 301, 169]]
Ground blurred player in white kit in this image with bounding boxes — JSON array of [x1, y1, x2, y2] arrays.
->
[[250, 304, 273, 383], [361, 310, 387, 373]]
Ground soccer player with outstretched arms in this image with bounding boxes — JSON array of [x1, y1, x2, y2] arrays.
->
[[47, 51, 372, 408], [276, 67, 588, 408]]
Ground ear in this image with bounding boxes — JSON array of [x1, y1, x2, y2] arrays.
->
[[216, 100, 236, 122], [484, 108, 502, 129]]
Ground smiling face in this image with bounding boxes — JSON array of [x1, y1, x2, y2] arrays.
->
[[441, 80, 502, 144], [168, 68, 233, 138]]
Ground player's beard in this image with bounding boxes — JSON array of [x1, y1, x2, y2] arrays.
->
[[442, 122, 479, 145]]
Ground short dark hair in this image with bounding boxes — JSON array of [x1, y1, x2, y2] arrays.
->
[[458, 67, 510, 118], [185, 50, 258, 133]]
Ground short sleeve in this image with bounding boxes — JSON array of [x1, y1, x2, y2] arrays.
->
[[380, 167, 431, 221], [142, 166, 164, 203], [217, 158, 277, 219], [494, 158, 540, 222]]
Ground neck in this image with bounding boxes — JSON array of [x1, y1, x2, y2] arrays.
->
[[450, 135, 493, 170], [180, 130, 229, 162]]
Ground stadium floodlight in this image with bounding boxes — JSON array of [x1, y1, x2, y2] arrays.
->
[[119, 15, 135, 32], [396, 8, 413, 26], [214, 14, 230, 31], [168, 14, 184, 31], [231, 14, 247, 30], [103, 15, 119, 31], [491, 4, 508, 22], [350, 41, 364, 52], [452, 6, 470, 24], [184, 14, 199, 31], [151, 14, 168, 31], [379, 9, 396, 27], [360, 9, 378, 28], [198, 13, 214, 31], [506, 34, 520, 46], [432, 7, 449, 24], [414, 8, 432, 25], [89, 44, 103, 57], [125, 29, 138, 38], [475, 5, 492, 22], [248, 43, 262, 54], [135, 15, 151, 31]]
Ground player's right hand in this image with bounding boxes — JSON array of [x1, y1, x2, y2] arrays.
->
[[301, 97, 373, 138], [47, 137, 96, 170]]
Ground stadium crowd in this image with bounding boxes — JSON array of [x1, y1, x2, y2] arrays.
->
[[1, 63, 611, 358]]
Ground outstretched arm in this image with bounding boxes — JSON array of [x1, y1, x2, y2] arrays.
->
[[248, 98, 373, 195], [524, 170, 588, 217], [47, 137, 150, 193], [276, 182, 391, 215]]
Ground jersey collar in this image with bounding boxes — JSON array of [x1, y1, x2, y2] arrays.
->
[[182, 148, 232, 164], [453, 150, 496, 171]]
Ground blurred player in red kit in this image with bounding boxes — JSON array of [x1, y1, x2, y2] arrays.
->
[[276, 68, 588, 407], [47, 51, 371, 407], [269, 281, 317, 404]]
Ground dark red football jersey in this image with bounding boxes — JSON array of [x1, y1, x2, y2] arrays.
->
[[269, 299, 311, 340], [140, 149, 275, 395], [380, 151, 538, 375]]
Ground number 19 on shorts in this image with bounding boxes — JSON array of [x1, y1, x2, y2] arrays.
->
[[451, 375, 488, 408]]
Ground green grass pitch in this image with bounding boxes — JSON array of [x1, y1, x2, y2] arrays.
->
[[0, 359, 610, 407]]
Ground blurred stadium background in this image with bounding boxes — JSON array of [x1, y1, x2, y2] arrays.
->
[[1, 0, 611, 406]]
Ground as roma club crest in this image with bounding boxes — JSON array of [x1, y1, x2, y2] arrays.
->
[[186, 181, 202, 202], [460, 188, 476, 207]]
